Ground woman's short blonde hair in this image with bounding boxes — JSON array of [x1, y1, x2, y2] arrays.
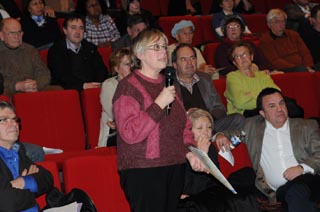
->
[[131, 29, 168, 70], [109, 48, 130, 75], [187, 108, 214, 128]]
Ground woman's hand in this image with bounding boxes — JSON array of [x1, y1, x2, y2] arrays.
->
[[186, 152, 209, 173], [196, 134, 211, 153], [154, 86, 176, 109]]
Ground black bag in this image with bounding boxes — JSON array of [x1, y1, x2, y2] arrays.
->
[[43, 187, 97, 212]]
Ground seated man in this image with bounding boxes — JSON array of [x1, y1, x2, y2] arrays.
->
[[168, 20, 215, 74], [111, 14, 148, 51], [172, 43, 245, 132], [0, 101, 53, 211], [0, 18, 51, 96], [259, 9, 316, 72], [48, 13, 108, 91], [224, 88, 320, 212]]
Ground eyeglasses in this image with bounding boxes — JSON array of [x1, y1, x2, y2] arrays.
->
[[5, 31, 23, 37], [146, 44, 168, 51], [233, 52, 249, 60], [0, 117, 21, 125], [226, 24, 240, 30], [271, 19, 286, 25]]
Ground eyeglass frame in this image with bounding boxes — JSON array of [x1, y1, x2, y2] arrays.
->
[[145, 43, 168, 51]]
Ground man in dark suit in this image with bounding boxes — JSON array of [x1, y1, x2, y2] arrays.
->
[[0, 101, 53, 211], [171, 43, 245, 132], [239, 88, 320, 212], [48, 13, 108, 91]]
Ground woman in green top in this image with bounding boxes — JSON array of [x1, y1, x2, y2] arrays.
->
[[224, 41, 280, 116]]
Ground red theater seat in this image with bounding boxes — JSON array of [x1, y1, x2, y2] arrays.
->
[[13, 90, 86, 152], [81, 88, 102, 148], [203, 42, 220, 67], [200, 15, 220, 44], [141, 0, 161, 16], [243, 14, 268, 35], [39, 49, 48, 65], [63, 155, 130, 212], [97, 46, 112, 71]]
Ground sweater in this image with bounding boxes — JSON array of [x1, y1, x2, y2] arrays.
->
[[259, 29, 314, 70], [113, 70, 195, 170], [224, 70, 280, 115], [0, 41, 51, 96]]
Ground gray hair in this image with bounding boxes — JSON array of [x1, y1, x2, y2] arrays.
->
[[266, 8, 287, 24]]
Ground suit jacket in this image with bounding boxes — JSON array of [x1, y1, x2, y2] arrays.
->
[[48, 39, 108, 91], [284, 3, 315, 30], [0, 142, 53, 211], [175, 71, 226, 119], [243, 116, 320, 202]]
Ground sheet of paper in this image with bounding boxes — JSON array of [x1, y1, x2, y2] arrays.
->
[[189, 146, 237, 194], [43, 202, 82, 212], [218, 149, 235, 166]]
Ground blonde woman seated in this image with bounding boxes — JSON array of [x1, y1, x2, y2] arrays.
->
[[179, 108, 260, 212], [224, 41, 280, 117], [98, 48, 131, 147]]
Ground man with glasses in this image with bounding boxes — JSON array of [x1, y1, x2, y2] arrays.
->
[[172, 43, 245, 132], [259, 9, 316, 73], [0, 101, 53, 211], [0, 18, 51, 96], [48, 12, 108, 91]]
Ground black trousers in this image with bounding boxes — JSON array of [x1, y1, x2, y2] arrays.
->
[[276, 174, 320, 212], [119, 164, 186, 212]]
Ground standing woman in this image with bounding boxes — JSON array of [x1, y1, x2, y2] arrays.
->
[[113, 29, 205, 212], [99, 48, 131, 147]]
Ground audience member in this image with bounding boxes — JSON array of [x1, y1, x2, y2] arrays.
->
[[0, 101, 53, 211], [48, 13, 108, 91], [113, 29, 206, 212], [284, 0, 317, 31], [99, 48, 131, 147], [210, 0, 255, 14], [167, 0, 201, 16], [178, 108, 260, 212], [20, 0, 61, 50], [76, 0, 120, 47], [259, 9, 316, 72], [298, 5, 320, 67], [111, 13, 148, 51], [0, 18, 51, 96], [115, 0, 159, 36], [172, 43, 245, 132], [212, 0, 251, 38], [168, 20, 215, 74], [227, 88, 320, 212], [0, 0, 22, 18], [224, 41, 280, 116], [215, 15, 274, 76]]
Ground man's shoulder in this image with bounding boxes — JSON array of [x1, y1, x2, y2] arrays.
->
[[289, 118, 319, 129], [197, 71, 212, 81], [245, 115, 265, 126]]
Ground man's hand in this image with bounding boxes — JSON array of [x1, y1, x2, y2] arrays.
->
[[15, 79, 38, 92], [83, 82, 101, 89], [283, 165, 304, 181]]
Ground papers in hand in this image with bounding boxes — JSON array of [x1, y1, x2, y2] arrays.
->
[[43, 147, 63, 154], [189, 146, 237, 194], [219, 149, 235, 166], [43, 202, 82, 212]]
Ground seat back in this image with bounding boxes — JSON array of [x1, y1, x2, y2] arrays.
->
[[242, 14, 268, 35], [36, 160, 61, 210], [39, 49, 49, 65], [13, 90, 86, 151], [141, 0, 161, 16], [97, 47, 112, 71], [203, 42, 220, 67], [200, 15, 220, 44], [81, 88, 102, 148], [63, 155, 131, 212]]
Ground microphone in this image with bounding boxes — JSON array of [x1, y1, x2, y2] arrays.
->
[[165, 66, 175, 116]]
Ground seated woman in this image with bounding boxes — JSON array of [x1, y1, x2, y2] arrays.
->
[[210, 0, 255, 14], [167, 20, 215, 74], [212, 0, 251, 39], [224, 41, 280, 116], [98, 48, 131, 147], [76, 0, 120, 47], [179, 108, 260, 212], [20, 0, 61, 50]]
